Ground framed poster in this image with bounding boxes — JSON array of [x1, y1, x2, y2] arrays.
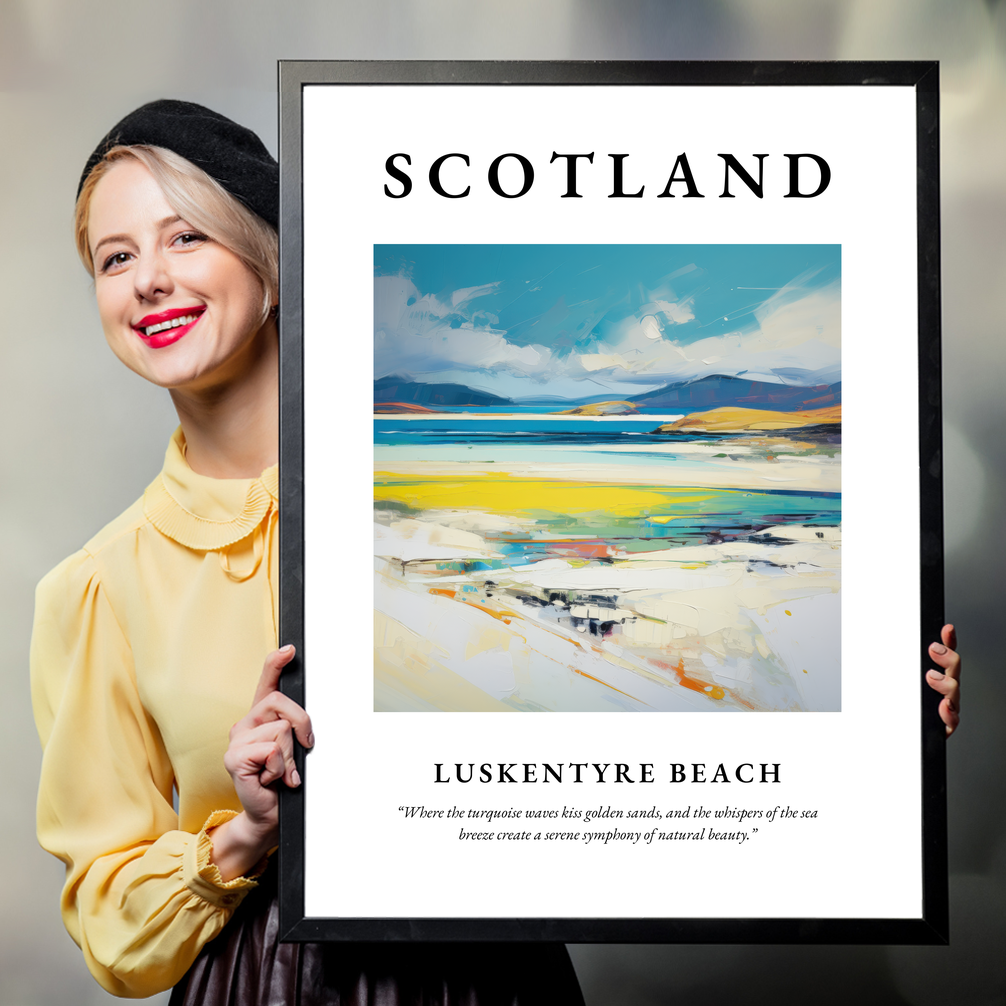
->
[[277, 61, 946, 943]]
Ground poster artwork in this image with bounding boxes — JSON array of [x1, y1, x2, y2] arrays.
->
[[373, 243, 841, 713]]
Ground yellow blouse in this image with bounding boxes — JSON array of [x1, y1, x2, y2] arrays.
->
[[31, 429, 279, 998]]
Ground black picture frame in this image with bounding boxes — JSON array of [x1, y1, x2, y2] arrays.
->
[[277, 60, 945, 944]]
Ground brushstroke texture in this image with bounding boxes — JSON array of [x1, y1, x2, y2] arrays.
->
[[373, 245, 841, 712]]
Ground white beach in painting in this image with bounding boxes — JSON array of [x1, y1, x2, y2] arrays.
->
[[374, 440, 841, 713]]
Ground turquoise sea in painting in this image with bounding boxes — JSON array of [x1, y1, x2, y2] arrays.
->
[[373, 245, 842, 713]]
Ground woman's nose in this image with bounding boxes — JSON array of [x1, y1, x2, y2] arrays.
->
[[133, 249, 173, 302]]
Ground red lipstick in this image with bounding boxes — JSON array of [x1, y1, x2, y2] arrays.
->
[[132, 306, 205, 349]]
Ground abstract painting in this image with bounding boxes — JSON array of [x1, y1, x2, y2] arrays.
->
[[373, 245, 841, 712]]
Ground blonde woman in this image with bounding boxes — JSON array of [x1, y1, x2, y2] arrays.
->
[[32, 100, 586, 1004]]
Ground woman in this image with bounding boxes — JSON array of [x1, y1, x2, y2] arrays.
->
[[32, 99, 962, 1003], [31, 99, 585, 1003]]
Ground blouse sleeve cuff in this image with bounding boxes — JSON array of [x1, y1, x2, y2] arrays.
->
[[182, 810, 269, 909]]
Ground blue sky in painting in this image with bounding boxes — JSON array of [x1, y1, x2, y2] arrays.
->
[[374, 245, 841, 402]]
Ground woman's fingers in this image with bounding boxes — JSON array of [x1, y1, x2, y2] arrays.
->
[[224, 645, 311, 810], [928, 632, 961, 684], [240, 644, 314, 749], [929, 639, 960, 677], [218, 647, 309, 845], [925, 668, 959, 704], [259, 742, 289, 787], [230, 719, 302, 788], [254, 691, 314, 749], [232, 689, 314, 750], [252, 644, 296, 707], [924, 677, 960, 736], [224, 738, 287, 787], [927, 623, 961, 737], [941, 623, 958, 654], [941, 698, 960, 736]]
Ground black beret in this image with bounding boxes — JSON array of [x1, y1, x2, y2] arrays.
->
[[78, 99, 278, 228]]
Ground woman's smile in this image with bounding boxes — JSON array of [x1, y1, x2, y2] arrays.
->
[[133, 305, 207, 347]]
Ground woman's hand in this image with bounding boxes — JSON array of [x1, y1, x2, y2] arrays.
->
[[926, 624, 961, 738], [209, 645, 314, 881]]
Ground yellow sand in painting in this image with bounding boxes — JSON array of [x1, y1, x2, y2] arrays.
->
[[554, 400, 638, 415], [374, 472, 738, 518], [375, 453, 839, 493], [658, 405, 842, 433]]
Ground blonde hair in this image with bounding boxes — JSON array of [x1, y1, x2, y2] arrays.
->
[[75, 145, 278, 323]]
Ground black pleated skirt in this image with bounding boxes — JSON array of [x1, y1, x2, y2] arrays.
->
[[169, 869, 585, 1006]]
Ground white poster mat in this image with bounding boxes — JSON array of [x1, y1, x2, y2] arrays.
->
[[301, 84, 919, 920]]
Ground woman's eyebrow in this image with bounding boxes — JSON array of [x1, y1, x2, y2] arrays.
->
[[92, 232, 133, 256], [92, 216, 185, 257]]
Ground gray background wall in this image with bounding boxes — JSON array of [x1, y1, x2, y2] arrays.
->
[[1, 2, 1003, 1003]]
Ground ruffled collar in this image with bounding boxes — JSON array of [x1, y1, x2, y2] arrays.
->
[[143, 428, 278, 551]]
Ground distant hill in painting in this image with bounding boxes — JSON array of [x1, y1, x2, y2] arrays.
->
[[375, 373, 842, 413], [375, 376, 512, 408], [630, 375, 841, 412]]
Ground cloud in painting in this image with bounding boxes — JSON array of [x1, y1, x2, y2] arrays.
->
[[374, 248, 841, 399], [374, 274, 559, 379], [576, 277, 841, 385]]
